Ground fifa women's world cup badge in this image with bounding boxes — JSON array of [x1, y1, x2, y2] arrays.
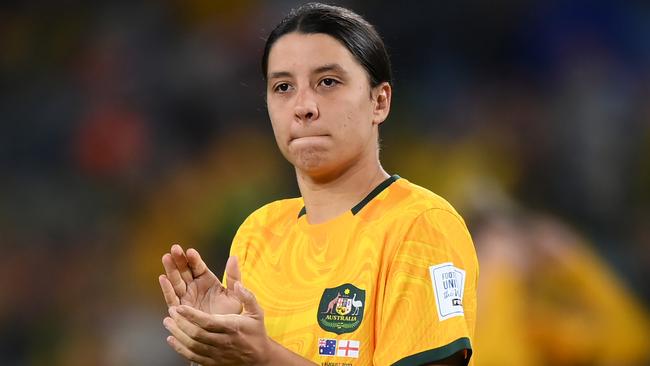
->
[[317, 283, 366, 334]]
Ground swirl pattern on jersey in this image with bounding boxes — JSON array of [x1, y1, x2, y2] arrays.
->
[[229, 177, 478, 365]]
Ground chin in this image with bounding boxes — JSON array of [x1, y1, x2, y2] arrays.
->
[[286, 146, 353, 181], [296, 159, 353, 184], [288, 145, 326, 168], [296, 153, 328, 172]]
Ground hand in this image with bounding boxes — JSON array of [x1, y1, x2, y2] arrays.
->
[[159, 244, 243, 315], [163, 281, 271, 366]]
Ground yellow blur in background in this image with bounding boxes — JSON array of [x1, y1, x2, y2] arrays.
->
[[1, 1, 649, 365]]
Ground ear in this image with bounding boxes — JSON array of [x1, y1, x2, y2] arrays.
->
[[371, 82, 392, 125]]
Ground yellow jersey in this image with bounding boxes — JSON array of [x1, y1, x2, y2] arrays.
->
[[229, 175, 478, 366]]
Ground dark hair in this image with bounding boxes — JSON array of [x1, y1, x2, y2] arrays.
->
[[261, 2, 392, 88]]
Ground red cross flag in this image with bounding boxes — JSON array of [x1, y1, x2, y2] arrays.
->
[[336, 340, 360, 358]]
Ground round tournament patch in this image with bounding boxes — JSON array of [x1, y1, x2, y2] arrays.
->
[[317, 283, 366, 334]]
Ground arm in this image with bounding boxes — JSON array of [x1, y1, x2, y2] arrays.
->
[[374, 208, 477, 366], [164, 281, 317, 366]]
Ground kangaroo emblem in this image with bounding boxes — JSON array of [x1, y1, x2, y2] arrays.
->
[[322, 292, 341, 314]]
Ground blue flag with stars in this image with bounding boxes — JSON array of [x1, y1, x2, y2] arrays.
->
[[318, 338, 337, 356]]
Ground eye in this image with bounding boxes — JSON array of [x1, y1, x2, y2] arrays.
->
[[319, 78, 339, 88], [274, 82, 292, 93]]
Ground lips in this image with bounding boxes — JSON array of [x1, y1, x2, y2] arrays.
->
[[289, 134, 329, 142]]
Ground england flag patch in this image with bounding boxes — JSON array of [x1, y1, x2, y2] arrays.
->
[[429, 262, 465, 321], [336, 340, 360, 358]]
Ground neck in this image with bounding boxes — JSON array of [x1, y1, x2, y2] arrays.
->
[[296, 155, 390, 225]]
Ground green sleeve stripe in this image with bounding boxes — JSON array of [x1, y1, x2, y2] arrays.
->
[[391, 337, 472, 366]]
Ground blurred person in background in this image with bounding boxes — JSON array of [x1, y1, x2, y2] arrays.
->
[[385, 127, 650, 365], [158, 3, 478, 366], [473, 203, 650, 365]]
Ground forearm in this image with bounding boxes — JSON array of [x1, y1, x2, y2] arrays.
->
[[189, 338, 317, 366], [264, 339, 318, 366]]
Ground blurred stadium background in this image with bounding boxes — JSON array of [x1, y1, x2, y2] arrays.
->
[[1, 0, 649, 365]]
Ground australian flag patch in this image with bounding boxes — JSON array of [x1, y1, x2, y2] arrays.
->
[[318, 338, 337, 356]]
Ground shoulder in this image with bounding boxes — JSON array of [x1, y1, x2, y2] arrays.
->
[[230, 197, 303, 265], [237, 197, 303, 234], [380, 177, 475, 257], [385, 177, 464, 224]]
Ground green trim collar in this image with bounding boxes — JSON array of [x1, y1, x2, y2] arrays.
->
[[297, 174, 400, 218], [392, 337, 472, 366], [351, 174, 400, 214]]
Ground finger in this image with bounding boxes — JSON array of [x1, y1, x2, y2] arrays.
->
[[234, 281, 263, 318], [162, 253, 186, 297], [170, 307, 232, 346], [177, 305, 239, 334], [159, 274, 180, 307], [163, 315, 215, 358], [225, 256, 241, 292], [186, 248, 219, 284], [166, 335, 213, 366], [171, 244, 194, 284]]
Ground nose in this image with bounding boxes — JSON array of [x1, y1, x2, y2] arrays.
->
[[294, 89, 319, 123]]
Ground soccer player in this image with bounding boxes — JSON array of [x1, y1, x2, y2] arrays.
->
[[159, 3, 478, 365]]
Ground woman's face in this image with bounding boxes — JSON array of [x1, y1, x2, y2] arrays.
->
[[265, 32, 390, 181]]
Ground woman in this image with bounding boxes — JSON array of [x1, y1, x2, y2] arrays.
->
[[159, 3, 478, 365]]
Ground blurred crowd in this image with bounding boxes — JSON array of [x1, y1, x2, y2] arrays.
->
[[1, 0, 649, 365]]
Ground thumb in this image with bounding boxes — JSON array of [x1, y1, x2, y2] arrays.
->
[[234, 281, 263, 318], [225, 256, 241, 292]]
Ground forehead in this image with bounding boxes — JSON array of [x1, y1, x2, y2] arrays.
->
[[267, 32, 364, 76]]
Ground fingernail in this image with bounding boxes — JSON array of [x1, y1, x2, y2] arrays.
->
[[176, 306, 185, 314]]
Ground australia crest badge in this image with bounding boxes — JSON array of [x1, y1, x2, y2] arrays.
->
[[317, 283, 366, 334]]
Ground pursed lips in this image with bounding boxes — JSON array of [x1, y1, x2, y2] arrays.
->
[[289, 134, 330, 142]]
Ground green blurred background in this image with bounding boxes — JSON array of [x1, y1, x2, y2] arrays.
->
[[1, 0, 649, 365]]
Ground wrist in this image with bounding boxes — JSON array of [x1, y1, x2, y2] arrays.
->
[[256, 337, 317, 366], [256, 336, 275, 366]]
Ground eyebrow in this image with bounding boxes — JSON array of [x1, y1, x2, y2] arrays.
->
[[268, 63, 348, 80], [313, 63, 347, 75], [268, 71, 292, 80]]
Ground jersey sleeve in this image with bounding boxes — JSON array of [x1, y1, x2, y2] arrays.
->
[[373, 208, 479, 366], [223, 211, 257, 287]]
